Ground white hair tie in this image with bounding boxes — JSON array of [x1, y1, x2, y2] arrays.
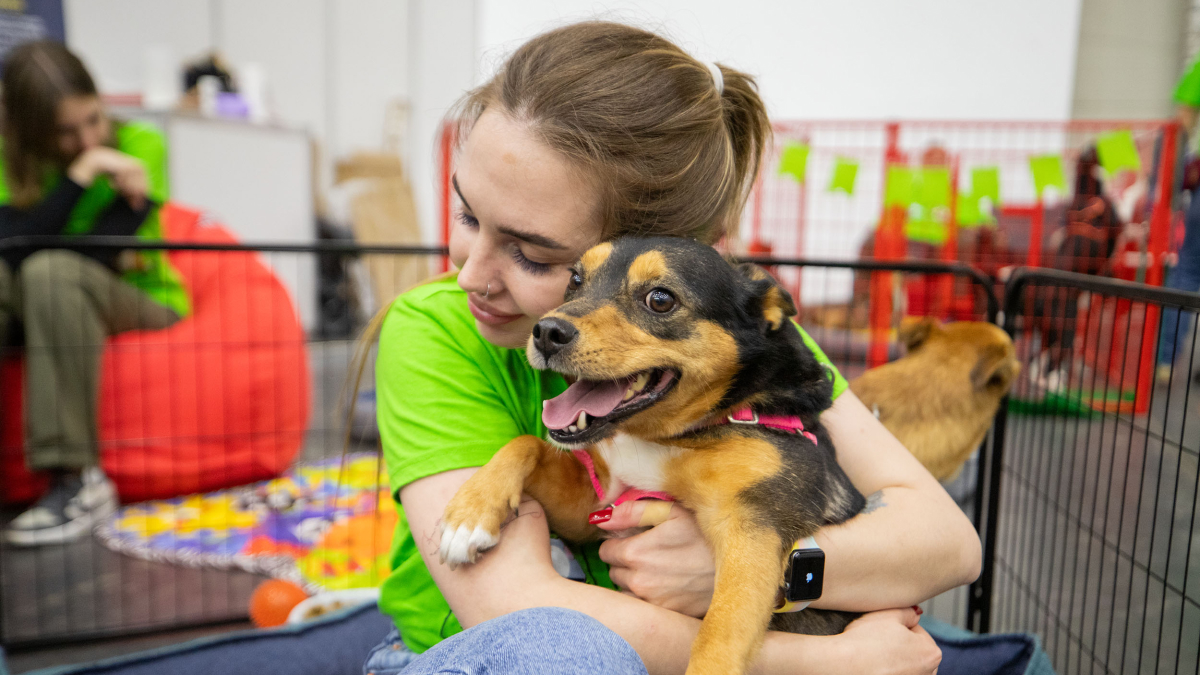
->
[[703, 60, 724, 97]]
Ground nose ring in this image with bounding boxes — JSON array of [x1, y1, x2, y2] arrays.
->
[[484, 283, 491, 299]]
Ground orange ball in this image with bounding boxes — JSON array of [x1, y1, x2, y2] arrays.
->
[[249, 579, 310, 628]]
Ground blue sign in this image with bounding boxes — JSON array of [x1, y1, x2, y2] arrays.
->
[[1, 0, 65, 67]]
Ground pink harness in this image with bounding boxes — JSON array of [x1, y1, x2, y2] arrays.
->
[[572, 407, 817, 505], [572, 450, 673, 506]]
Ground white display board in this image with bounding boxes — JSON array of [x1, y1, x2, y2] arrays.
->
[[167, 115, 318, 332]]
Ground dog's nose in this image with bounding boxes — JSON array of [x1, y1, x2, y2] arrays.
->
[[532, 317, 578, 357]]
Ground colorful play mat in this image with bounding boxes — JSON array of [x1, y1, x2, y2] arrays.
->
[[96, 454, 396, 592]]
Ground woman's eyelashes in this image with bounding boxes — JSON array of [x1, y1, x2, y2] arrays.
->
[[511, 245, 552, 275], [457, 209, 552, 275], [457, 211, 479, 228]]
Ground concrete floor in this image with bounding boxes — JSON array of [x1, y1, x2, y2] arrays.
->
[[990, 374, 1200, 675], [0, 339, 374, 669]]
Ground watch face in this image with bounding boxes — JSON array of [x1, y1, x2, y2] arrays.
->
[[786, 549, 825, 602]]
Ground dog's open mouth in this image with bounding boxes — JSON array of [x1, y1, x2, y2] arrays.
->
[[542, 368, 678, 445]]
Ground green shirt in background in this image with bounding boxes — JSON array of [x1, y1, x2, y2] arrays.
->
[[0, 121, 190, 317], [376, 275, 848, 653], [1176, 56, 1200, 108]]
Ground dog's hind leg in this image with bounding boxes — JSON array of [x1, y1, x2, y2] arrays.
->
[[439, 436, 603, 568]]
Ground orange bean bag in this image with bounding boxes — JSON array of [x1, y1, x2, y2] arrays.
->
[[0, 203, 310, 504]]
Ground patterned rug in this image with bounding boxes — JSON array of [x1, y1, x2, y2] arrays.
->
[[96, 454, 396, 592]]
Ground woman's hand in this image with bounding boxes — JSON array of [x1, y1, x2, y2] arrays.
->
[[830, 608, 941, 675], [596, 499, 715, 618], [67, 147, 149, 210]]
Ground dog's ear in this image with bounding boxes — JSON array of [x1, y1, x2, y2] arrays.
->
[[899, 317, 938, 351], [970, 343, 1020, 392], [736, 263, 797, 331]]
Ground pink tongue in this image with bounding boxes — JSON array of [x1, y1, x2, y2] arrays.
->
[[543, 378, 629, 430]]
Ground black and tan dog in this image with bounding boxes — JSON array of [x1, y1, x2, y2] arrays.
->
[[438, 237, 864, 675]]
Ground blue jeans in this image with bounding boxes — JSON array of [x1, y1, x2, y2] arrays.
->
[[363, 607, 648, 675], [1159, 191, 1200, 366]]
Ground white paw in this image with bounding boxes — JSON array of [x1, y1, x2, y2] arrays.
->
[[438, 523, 500, 569]]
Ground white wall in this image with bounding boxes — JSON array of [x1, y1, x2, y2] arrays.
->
[[477, 0, 1084, 120], [64, 0, 213, 94], [64, 0, 1091, 245], [407, 0, 478, 243], [64, 0, 410, 185], [331, 1, 410, 159], [216, 0, 329, 145]]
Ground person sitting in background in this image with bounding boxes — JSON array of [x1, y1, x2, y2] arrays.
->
[[0, 41, 190, 545]]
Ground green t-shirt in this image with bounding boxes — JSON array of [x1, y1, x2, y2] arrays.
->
[[376, 275, 848, 653], [1176, 57, 1200, 108], [0, 121, 190, 317]]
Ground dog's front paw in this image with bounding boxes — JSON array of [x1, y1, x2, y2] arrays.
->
[[437, 482, 519, 569], [437, 520, 501, 569]]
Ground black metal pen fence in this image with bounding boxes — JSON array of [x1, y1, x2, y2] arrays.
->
[[987, 268, 1200, 675], [3, 233, 1195, 672], [0, 236, 999, 651], [0, 234, 443, 651]]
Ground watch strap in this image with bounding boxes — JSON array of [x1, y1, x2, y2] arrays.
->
[[774, 536, 820, 613]]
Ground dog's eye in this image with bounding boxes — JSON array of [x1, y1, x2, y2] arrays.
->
[[645, 288, 677, 313], [567, 271, 583, 291]]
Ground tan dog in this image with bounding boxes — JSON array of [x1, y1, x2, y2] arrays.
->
[[850, 320, 1019, 481]]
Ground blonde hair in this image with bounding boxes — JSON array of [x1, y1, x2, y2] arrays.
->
[[451, 21, 771, 245], [347, 22, 772, 448]]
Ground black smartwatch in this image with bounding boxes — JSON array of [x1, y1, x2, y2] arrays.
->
[[775, 536, 823, 613]]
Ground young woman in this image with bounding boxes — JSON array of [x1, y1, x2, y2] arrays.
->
[[0, 41, 189, 546], [372, 22, 977, 675]]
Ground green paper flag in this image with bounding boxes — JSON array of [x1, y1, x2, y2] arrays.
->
[[885, 166, 913, 206], [1095, 130, 1141, 175], [971, 166, 1000, 205], [957, 193, 983, 227], [828, 157, 858, 194], [778, 142, 810, 183], [1029, 155, 1066, 198], [915, 167, 951, 209], [905, 214, 948, 245]]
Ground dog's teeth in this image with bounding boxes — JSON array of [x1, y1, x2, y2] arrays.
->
[[633, 372, 649, 392], [542, 400, 548, 409], [569, 424, 578, 433], [577, 412, 588, 430], [623, 388, 635, 401]]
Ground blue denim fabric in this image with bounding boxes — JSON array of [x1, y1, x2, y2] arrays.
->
[[1159, 191, 1200, 366], [375, 607, 647, 675], [363, 627, 418, 675], [21, 603, 392, 675]]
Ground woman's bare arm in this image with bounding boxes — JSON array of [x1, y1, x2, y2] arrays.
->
[[812, 389, 981, 610], [400, 467, 938, 675]]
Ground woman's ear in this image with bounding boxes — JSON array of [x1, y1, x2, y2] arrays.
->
[[736, 263, 796, 331]]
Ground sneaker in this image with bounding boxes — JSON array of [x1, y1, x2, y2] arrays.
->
[[4, 467, 118, 546], [1157, 364, 1173, 385], [1041, 367, 1068, 393]]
